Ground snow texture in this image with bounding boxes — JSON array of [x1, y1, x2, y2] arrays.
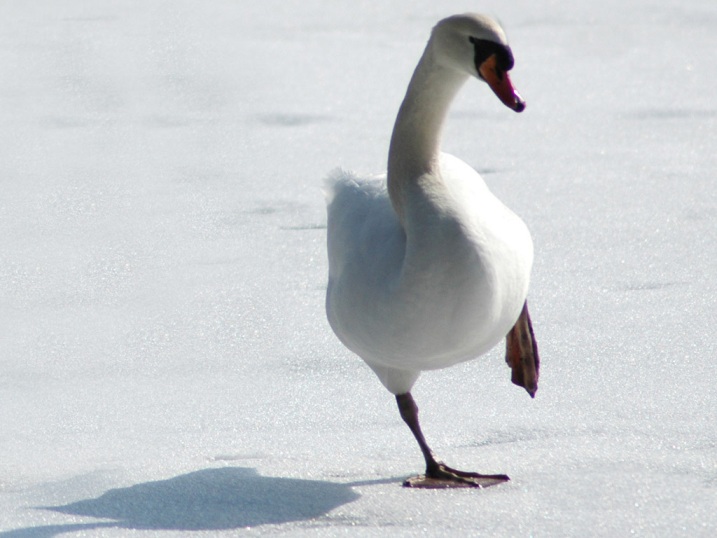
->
[[1, 0, 716, 536]]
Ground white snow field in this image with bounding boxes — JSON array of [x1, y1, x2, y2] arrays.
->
[[1, 0, 716, 536]]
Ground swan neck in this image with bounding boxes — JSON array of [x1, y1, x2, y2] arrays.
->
[[387, 47, 468, 222]]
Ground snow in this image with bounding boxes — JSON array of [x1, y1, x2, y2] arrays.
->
[[1, 0, 716, 536]]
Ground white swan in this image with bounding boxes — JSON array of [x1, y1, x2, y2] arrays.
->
[[325, 13, 539, 488]]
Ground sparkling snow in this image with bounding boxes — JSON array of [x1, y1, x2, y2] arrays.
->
[[1, 0, 716, 536]]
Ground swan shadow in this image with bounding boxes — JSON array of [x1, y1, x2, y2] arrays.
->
[[2, 467, 360, 537]]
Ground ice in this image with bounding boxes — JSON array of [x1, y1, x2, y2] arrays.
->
[[1, 0, 716, 536]]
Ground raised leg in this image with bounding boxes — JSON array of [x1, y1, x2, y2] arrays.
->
[[395, 392, 509, 488], [505, 301, 540, 398]]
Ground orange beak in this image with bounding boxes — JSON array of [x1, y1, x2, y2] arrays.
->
[[479, 55, 526, 113]]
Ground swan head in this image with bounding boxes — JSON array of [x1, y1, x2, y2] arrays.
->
[[431, 13, 525, 112]]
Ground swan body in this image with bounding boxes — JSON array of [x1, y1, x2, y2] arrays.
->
[[326, 154, 532, 393], [324, 13, 539, 487]]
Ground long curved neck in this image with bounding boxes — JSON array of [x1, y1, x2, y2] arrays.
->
[[387, 44, 469, 224]]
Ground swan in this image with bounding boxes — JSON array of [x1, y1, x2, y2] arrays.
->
[[325, 13, 539, 488]]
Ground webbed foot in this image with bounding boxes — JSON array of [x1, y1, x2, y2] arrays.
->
[[403, 462, 509, 489]]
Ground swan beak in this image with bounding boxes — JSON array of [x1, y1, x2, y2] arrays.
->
[[479, 55, 526, 113]]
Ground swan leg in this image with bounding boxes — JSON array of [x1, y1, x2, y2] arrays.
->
[[505, 301, 540, 398], [396, 393, 509, 488]]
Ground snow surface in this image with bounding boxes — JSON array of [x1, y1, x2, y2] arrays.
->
[[1, 0, 716, 536]]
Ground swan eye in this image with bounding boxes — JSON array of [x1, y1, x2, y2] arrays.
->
[[469, 37, 514, 75]]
